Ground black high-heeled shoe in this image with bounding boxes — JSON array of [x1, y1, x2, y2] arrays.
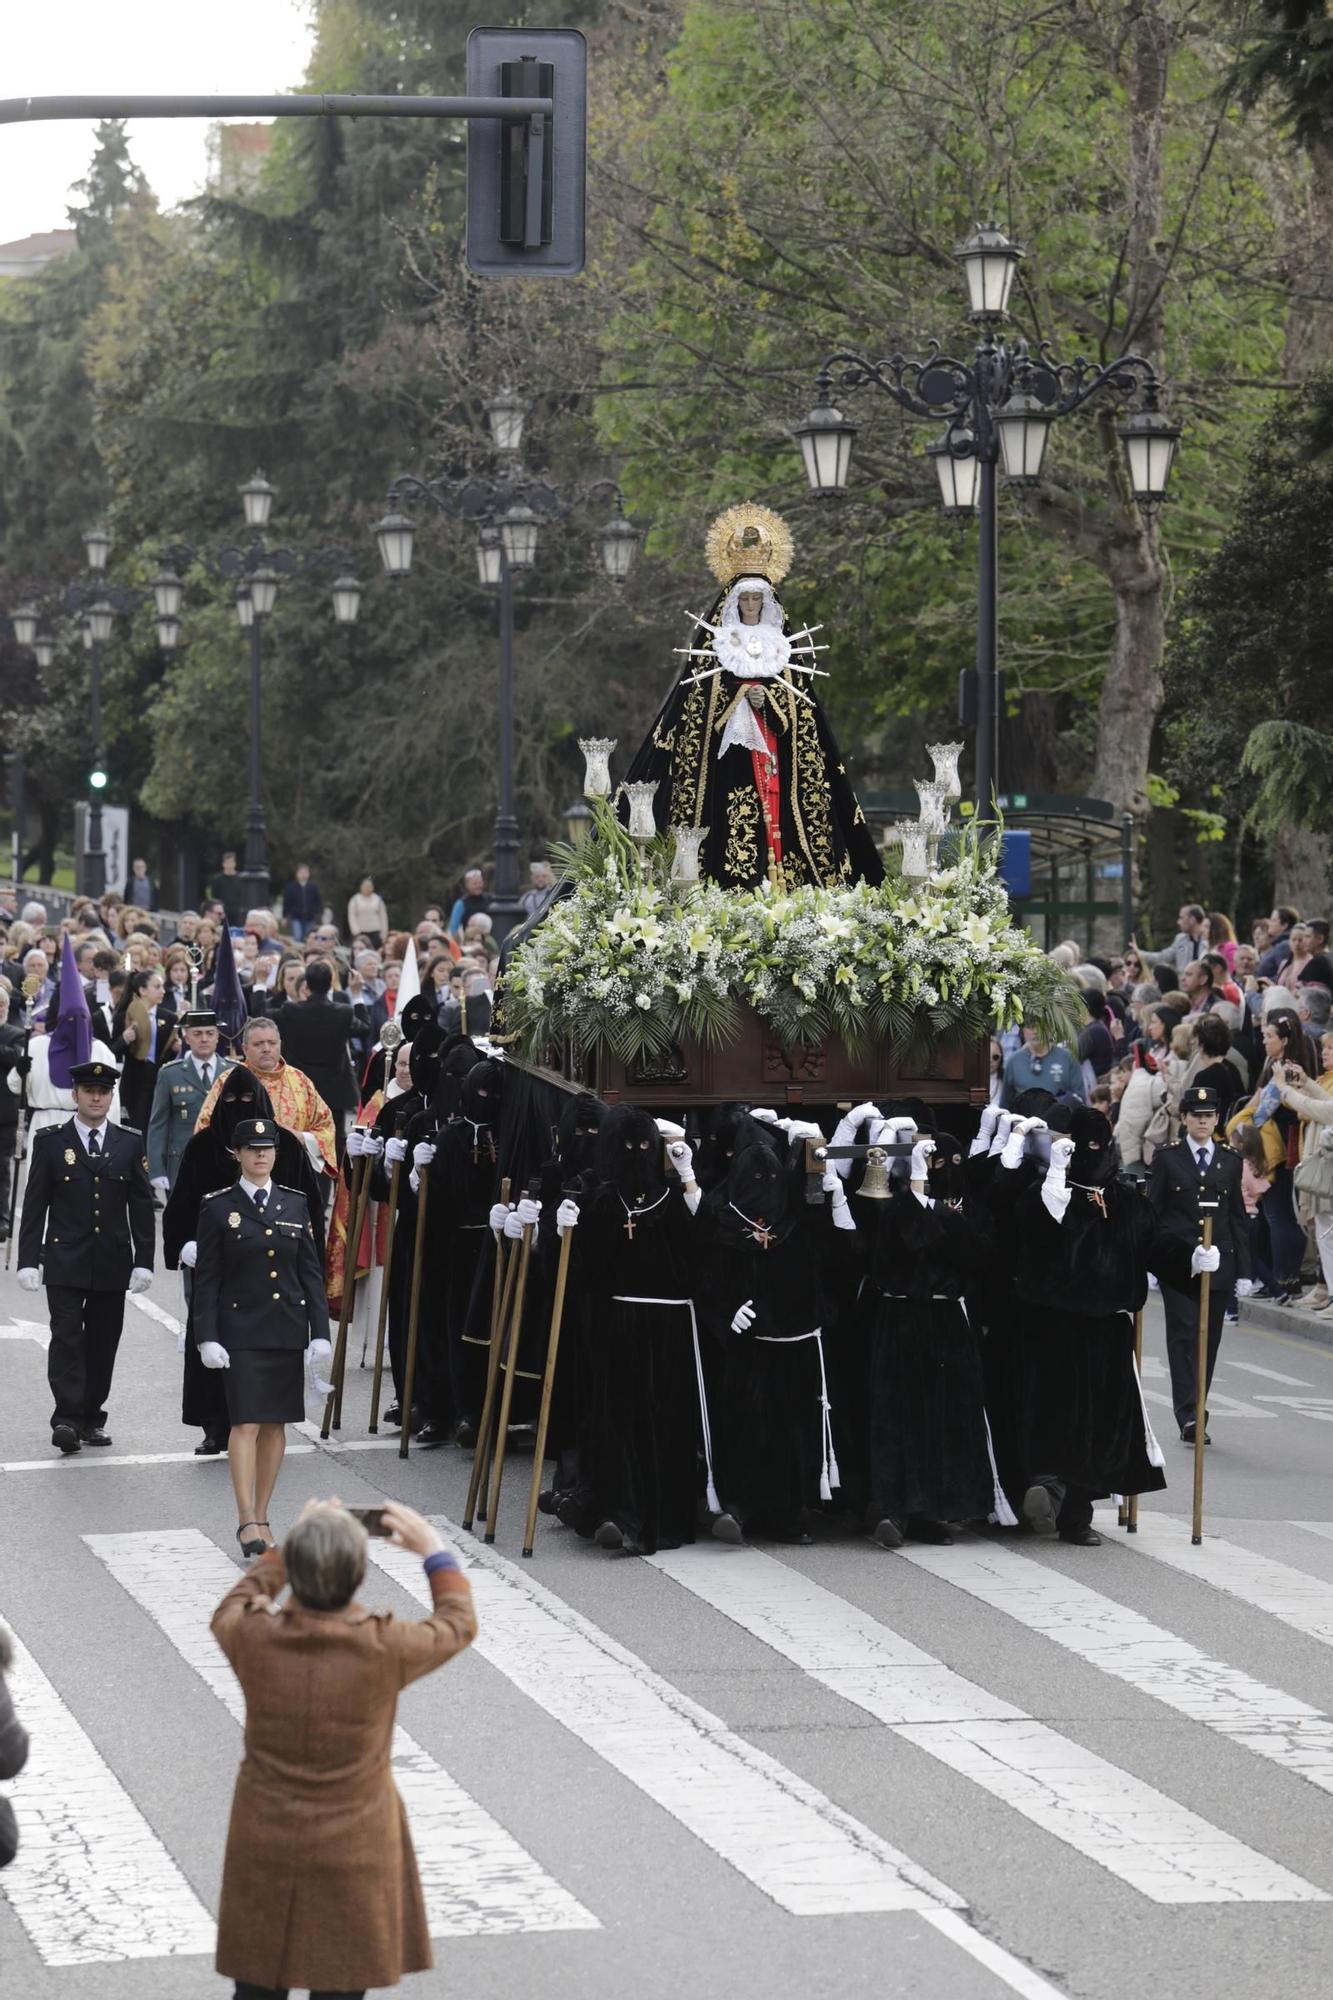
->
[[235, 1522, 267, 1558]]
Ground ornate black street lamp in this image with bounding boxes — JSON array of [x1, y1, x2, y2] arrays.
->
[[793, 224, 1181, 813], [374, 389, 640, 939], [160, 472, 364, 907]]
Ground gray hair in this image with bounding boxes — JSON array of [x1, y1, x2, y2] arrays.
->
[[242, 1014, 280, 1045], [284, 1505, 367, 1610]]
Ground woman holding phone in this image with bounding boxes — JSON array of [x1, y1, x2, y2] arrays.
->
[[211, 1497, 476, 1999]]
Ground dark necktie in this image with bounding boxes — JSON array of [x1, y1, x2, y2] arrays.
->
[[201, 1062, 212, 1089], [1196, 1147, 1208, 1173], [253, 1187, 267, 1213], [88, 1131, 100, 1160]]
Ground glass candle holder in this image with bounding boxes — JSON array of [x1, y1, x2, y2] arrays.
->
[[895, 820, 931, 879], [926, 740, 964, 802], [579, 737, 617, 799], [621, 779, 660, 842], [670, 824, 709, 883], [915, 779, 950, 837]]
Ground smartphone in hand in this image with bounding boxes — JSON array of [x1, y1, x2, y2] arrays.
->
[[346, 1506, 390, 1537]]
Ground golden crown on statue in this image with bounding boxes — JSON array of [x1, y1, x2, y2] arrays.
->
[[705, 503, 795, 587]]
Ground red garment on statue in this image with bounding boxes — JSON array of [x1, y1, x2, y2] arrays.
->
[[748, 694, 783, 869]]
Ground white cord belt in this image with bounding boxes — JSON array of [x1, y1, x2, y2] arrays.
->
[[755, 1325, 841, 1500], [610, 1296, 720, 1513]]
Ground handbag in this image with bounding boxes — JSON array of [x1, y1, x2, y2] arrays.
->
[[0, 1794, 17, 1868]]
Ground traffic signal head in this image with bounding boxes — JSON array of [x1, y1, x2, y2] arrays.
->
[[466, 29, 586, 278]]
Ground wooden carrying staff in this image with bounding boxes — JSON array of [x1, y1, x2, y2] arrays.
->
[[1192, 1201, 1219, 1546], [482, 1180, 542, 1546], [368, 1120, 407, 1434], [321, 1142, 375, 1439], [462, 1176, 514, 1531], [523, 1208, 577, 1559], [398, 1155, 431, 1460], [1125, 1306, 1144, 1533]]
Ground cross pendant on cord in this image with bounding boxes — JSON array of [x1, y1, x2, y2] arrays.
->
[[751, 1219, 771, 1249], [623, 1212, 636, 1240]]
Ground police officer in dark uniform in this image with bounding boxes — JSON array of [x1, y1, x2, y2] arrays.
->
[[192, 1117, 331, 1556], [16, 1057, 155, 1454], [1146, 1083, 1252, 1441]]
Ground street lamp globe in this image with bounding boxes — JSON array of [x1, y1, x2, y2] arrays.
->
[[500, 500, 540, 570], [89, 755, 108, 791], [331, 575, 362, 625], [239, 470, 276, 531], [235, 583, 255, 630], [81, 619, 94, 653], [599, 513, 639, 583], [956, 223, 1023, 322], [475, 527, 503, 587], [32, 634, 55, 670], [1118, 402, 1182, 507], [794, 393, 857, 496], [486, 386, 526, 457], [248, 566, 279, 617], [996, 393, 1053, 486], [11, 603, 39, 648], [152, 565, 184, 620], [88, 598, 115, 644], [155, 616, 180, 652], [374, 509, 415, 578], [82, 524, 112, 573], [926, 431, 981, 515], [563, 798, 593, 847]]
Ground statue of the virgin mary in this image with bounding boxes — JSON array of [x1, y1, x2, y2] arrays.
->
[[622, 504, 883, 890]]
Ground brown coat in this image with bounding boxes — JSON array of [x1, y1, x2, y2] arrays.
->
[[211, 1548, 477, 1991]]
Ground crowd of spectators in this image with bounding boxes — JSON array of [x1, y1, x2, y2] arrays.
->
[[995, 901, 1333, 1314]]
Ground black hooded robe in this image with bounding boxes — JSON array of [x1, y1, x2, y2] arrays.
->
[[164, 1070, 326, 1434]]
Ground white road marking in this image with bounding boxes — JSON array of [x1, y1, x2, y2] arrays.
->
[[1256, 1397, 1333, 1422], [0, 1445, 319, 1473], [1224, 1360, 1313, 1387], [370, 1532, 960, 1917], [1292, 1522, 1333, 1547], [1144, 1385, 1272, 1420], [85, 1528, 597, 1939], [125, 1293, 184, 1337], [1115, 1511, 1333, 1649], [0, 1320, 49, 1348], [648, 1543, 1323, 1905], [904, 1539, 1333, 1803], [923, 1910, 1072, 2000], [0, 1625, 215, 1964]]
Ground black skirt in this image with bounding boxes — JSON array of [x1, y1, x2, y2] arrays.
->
[[224, 1347, 305, 1426]]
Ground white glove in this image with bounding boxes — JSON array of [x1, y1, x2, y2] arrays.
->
[[782, 1118, 825, 1142], [506, 1197, 540, 1240], [1234, 1277, 1258, 1298], [180, 1240, 198, 1269], [346, 1126, 368, 1158], [302, 1131, 326, 1168], [1191, 1244, 1222, 1276], [556, 1197, 580, 1236], [978, 1103, 1000, 1139], [17, 1267, 40, 1292], [654, 1118, 686, 1140], [412, 1140, 436, 1170], [198, 1341, 230, 1370], [129, 1268, 152, 1295], [1048, 1136, 1075, 1175], [1000, 1119, 1029, 1171], [408, 1169, 421, 1195], [850, 1100, 881, 1129], [748, 1107, 779, 1126], [731, 1300, 757, 1334], [909, 1137, 935, 1181], [306, 1338, 334, 1397], [822, 1166, 856, 1230], [1041, 1137, 1074, 1224], [489, 1201, 510, 1239], [1024, 1117, 1049, 1136], [988, 1112, 1013, 1158], [666, 1140, 695, 1181], [361, 1132, 383, 1157], [830, 1105, 868, 1178], [384, 1136, 409, 1166], [151, 1175, 171, 1192]]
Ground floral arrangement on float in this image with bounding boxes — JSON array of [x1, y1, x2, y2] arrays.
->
[[499, 741, 1082, 1070]]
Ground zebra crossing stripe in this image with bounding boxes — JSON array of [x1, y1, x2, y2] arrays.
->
[[369, 1531, 961, 1917], [1, 1626, 215, 1964], [1117, 1512, 1333, 1649], [648, 1543, 1324, 1905], [84, 1529, 598, 1939], [903, 1538, 1333, 1805]]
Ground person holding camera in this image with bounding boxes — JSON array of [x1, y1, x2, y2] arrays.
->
[[190, 1118, 332, 1557], [211, 1498, 476, 2000]]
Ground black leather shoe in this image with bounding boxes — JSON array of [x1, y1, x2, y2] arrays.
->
[[454, 1419, 479, 1448], [194, 1435, 225, 1456], [235, 1522, 268, 1559], [1180, 1420, 1211, 1445], [382, 1404, 402, 1427], [1022, 1484, 1059, 1537], [870, 1517, 904, 1549], [906, 1517, 954, 1546], [1059, 1526, 1102, 1547], [594, 1520, 625, 1551], [51, 1422, 81, 1455], [80, 1428, 112, 1447], [413, 1420, 450, 1446], [711, 1511, 744, 1545]]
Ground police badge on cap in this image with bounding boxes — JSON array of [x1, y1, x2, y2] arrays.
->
[[1181, 1085, 1219, 1114], [69, 1058, 120, 1088], [230, 1118, 277, 1150]]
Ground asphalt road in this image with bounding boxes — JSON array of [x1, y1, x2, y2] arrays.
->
[[3, 1248, 1333, 2000]]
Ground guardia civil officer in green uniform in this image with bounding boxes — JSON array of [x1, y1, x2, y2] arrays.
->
[[192, 1117, 331, 1557], [147, 1008, 237, 1194]]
